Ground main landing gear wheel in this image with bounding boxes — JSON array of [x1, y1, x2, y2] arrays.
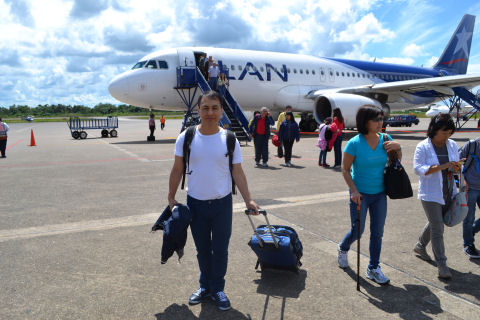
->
[[109, 129, 118, 138], [72, 131, 80, 139], [79, 131, 88, 139], [101, 129, 109, 138]]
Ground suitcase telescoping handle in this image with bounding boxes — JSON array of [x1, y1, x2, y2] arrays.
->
[[244, 209, 279, 248]]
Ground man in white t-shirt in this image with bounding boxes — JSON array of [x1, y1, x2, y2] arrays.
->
[[168, 91, 259, 311], [208, 61, 220, 90]]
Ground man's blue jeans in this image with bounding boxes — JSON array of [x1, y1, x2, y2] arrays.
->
[[187, 193, 232, 293], [463, 188, 480, 247], [339, 192, 387, 269]]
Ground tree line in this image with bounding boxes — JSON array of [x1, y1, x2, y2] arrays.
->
[[0, 103, 158, 118]]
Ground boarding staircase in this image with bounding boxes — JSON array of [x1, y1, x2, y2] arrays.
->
[[451, 87, 480, 128], [174, 66, 251, 142]]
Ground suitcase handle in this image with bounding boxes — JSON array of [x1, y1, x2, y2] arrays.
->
[[244, 209, 279, 248]]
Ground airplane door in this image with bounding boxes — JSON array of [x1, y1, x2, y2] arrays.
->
[[177, 49, 196, 67]]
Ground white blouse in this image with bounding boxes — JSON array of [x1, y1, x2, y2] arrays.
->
[[413, 137, 459, 205]]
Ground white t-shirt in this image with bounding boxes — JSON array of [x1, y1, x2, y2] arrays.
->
[[208, 65, 220, 78], [175, 127, 242, 200]]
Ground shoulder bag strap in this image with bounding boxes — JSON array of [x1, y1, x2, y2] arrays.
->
[[181, 126, 196, 190], [226, 130, 236, 194]]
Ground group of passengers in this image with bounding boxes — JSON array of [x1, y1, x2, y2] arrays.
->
[[251, 104, 480, 283], [198, 54, 229, 94], [168, 90, 480, 312], [333, 108, 479, 282]]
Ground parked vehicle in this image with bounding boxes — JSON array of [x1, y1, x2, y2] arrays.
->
[[384, 115, 419, 127]]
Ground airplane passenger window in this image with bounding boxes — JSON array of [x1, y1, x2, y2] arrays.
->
[[238, 65, 242, 70], [342, 72, 345, 76], [231, 65, 235, 70], [352, 73, 355, 77], [347, 72, 350, 77], [158, 60, 168, 69], [131, 61, 147, 69], [362, 74, 365, 78], [299, 69, 303, 74], [145, 60, 158, 69], [313, 70, 316, 75], [306, 70, 309, 75], [287, 68, 291, 73], [293, 69, 297, 73], [336, 71, 339, 76], [357, 73, 361, 77], [260, 66, 264, 72]]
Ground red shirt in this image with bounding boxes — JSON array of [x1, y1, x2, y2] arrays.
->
[[256, 117, 266, 135]]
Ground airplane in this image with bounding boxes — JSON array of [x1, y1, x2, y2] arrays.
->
[[423, 102, 476, 118], [108, 14, 480, 131]]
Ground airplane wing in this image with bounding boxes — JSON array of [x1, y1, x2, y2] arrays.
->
[[308, 74, 480, 99]]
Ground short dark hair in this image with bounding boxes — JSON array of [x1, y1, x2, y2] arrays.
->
[[356, 104, 384, 134], [427, 113, 456, 138], [197, 91, 222, 107]]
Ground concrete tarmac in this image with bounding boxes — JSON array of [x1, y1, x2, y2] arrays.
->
[[1, 117, 480, 319]]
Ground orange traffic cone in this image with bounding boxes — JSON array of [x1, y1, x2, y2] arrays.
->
[[29, 129, 36, 147]]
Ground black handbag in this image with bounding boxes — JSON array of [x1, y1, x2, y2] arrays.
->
[[383, 135, 413, 199]]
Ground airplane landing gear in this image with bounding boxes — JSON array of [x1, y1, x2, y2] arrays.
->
[[299, 113, 318, 132]]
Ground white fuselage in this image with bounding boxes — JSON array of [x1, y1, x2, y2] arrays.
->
[[108, 47, 438, 125]]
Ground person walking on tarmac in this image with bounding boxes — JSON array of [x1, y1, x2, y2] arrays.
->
[[459, 136, 480, 259], [148, 113, 156, 138], [249, 107, 274, 167], [168, 91, 260, 311], [276, 105, 292, 158], [278, 111, 300, 167], [160, 115, 166, 130], [0, 117, 9, 158]]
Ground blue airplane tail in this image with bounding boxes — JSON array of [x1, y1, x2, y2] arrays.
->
[[433, 14, 475, 75]]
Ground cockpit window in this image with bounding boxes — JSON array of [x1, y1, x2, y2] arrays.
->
[[145, 60, 158, 69], [158, 60, 168, 69], [132, 61, 147, 69]]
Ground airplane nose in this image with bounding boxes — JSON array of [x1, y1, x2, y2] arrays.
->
[[108, 74, 130, 102]]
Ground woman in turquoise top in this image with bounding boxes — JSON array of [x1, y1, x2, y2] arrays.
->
[[337, 105, 402, 285]]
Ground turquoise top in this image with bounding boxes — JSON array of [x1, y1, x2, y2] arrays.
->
[[344, 133, 391, 194]]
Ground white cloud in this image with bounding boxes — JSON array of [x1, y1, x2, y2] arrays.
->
[[376, 57, 414, 65], [402, 43, 425, 57], [335, 13, 394, 45]]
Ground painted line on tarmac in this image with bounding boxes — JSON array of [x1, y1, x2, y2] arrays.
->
[[97, 138, 150, 163], [6, 139, 23, 151], [0, 186, 418, 243]]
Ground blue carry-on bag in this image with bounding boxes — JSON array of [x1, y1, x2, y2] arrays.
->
[[245, 210, 303, 272]]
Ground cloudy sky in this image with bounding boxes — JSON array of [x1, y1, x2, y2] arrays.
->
[[1, 0, 480, 108]]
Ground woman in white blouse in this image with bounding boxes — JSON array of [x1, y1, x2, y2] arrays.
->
[[413, 114, 463, 279]]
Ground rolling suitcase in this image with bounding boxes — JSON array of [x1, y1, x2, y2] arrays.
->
[[245, 210, 303, 272], [147, 135, 155, 141]]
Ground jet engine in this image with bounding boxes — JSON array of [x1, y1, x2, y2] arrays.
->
[[313, 93, 389, 128]]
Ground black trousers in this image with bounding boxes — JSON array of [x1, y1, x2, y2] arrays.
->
[[0, 138, 6, 157], [149, 126, 155, 137], [277, 143, 283, 158], [254, 134, 269, 163], [161, 123, 165, 130], [283, 139, 294, 162]]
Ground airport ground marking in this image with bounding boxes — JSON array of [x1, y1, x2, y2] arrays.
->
[[6, 139, 23, 151]]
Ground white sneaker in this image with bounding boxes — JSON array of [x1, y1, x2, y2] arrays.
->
[[366, 266, 390, 284], [337, 244, 348, 268]]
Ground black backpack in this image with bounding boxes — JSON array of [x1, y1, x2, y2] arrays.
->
[[181, 125, 237, 194]]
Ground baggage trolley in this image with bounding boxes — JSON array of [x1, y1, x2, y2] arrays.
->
[[67, 116, 119, 139]]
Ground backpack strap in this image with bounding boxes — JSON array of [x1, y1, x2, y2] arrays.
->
[[226, 130, 237, 194], [181, 125, 197, 190], [463, 139, 479, 173]]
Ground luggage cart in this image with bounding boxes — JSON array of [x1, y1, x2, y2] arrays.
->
[[68, 116, 118, 139]]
